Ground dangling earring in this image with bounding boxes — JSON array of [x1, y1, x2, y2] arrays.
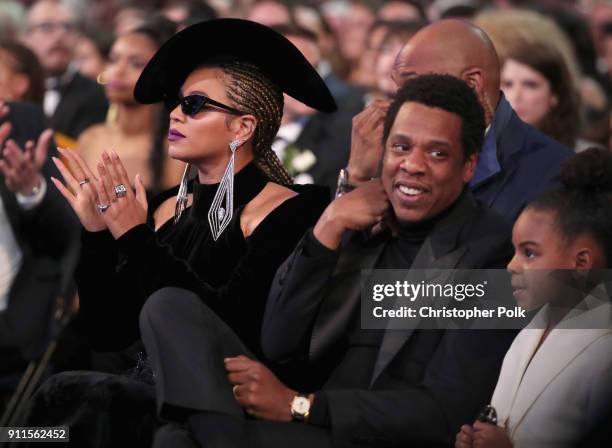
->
[[174, 163, 192, 224], [208, 139, 241, 240]]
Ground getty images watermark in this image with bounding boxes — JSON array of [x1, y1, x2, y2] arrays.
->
[[360, 269, 612, 330]]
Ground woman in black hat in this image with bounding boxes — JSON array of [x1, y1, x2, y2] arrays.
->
[[22, 19, 336, 447]]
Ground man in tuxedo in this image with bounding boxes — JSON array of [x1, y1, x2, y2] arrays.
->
[[139, 74, 517, 447], [272, 26, 365, 194], [23, 0, 107, 141], [0, 101, 79, 386], [341, 19, 573, 223]]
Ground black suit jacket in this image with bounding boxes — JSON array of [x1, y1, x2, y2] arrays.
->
[[0, 102, 80, 359], [470, 96, 573, 223], [262, 192, 517, 447], [50, 71, 108, 140], [296, 78, 365, 195]]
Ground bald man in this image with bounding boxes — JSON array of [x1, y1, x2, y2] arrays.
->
[[341, 19, 573, 223]]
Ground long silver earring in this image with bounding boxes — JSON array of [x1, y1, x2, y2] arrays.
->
[[208, 139, 240, 240], [174, 163, 191, 224]]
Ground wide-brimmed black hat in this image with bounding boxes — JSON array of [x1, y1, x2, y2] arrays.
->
[[134, 19, 337, 113]]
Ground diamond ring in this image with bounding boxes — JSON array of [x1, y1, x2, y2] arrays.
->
[[114, 184, 127, 198], [97, 203, 110, 213]]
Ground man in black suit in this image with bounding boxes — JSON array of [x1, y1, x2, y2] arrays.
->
[[0, 102, 79, 381], [342, 19, 573, 223], [23, 0, 107, 141], [139, 74, 516, 447], [272, 26, 365, 194]]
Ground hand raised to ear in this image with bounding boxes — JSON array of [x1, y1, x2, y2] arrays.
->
[[347, 99, 391, 187]]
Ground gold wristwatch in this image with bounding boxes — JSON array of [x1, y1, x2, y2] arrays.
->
[[290, 393, 311, 422]]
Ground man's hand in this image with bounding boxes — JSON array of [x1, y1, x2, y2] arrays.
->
[[346, 99, 391, 187], [225, 355, 296, 422], [0, 128, 53, 196], [472, 421, 513, 448], [314, 179, 390, 249]]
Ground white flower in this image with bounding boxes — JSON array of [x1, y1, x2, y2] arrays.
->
[[291, 149, 317, 173], [294, 173, 315, 185]]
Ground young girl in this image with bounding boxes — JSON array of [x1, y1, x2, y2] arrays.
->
[[456, 148, 612, 447]]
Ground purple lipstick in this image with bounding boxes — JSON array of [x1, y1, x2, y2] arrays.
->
[[168, 128, 185, 141]]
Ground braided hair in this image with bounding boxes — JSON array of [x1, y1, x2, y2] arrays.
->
[[213, 60, 293, 186]]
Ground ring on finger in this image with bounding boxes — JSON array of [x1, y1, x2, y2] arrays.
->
[[79, 178, 90, 187], [232, 385, 238, 396], [97, 203, 110, 213], [114, 183, 127, 198]]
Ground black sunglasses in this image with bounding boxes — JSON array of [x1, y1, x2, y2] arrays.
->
[[165, 94, 244, 116]]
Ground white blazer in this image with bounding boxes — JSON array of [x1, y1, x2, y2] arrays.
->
[[491, 292, 612, 448]]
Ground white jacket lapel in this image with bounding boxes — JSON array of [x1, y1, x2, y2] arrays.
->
[[505, 298, 612, 436], [492, 328, 543, 428]]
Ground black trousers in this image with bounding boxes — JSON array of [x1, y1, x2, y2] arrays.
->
[[139, 287, 332, 448]]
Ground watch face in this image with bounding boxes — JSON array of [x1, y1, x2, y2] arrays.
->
[[292, 396, 310, 415]]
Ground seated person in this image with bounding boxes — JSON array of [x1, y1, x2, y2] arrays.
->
[[139, 74, 518, 447], [456, 148, 612, 448], [20, 20, 333, 447], [0, 101, 79, 405], [343, 20, 573, 223]]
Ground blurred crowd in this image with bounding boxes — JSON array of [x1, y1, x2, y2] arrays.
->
[[1, 0, 612, 445], [0, 1, 611, 176]]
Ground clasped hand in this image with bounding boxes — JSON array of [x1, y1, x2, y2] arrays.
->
[[52, 148, 147, 239], [225, 355, 296, 422], [456, 421, 513, 448]]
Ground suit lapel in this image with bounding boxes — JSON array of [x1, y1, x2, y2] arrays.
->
[[370, 241, 468, 385], [370, 193, 477, 385], [471, 98, 527, 205], [507, 326, 612, 436], [501, 293, 612, 435], [309, 234, 385, 360], [491, 328, 544, 427]]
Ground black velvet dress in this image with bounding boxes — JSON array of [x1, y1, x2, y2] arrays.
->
[[21, 162, 329, 447]]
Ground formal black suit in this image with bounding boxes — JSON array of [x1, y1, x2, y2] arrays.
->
[[296, 78, 365, 194], [0, 102, 79, 362], [140, 191, 517, 448], [49, 71, 108, 140], [259, 191, 517, 447]]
